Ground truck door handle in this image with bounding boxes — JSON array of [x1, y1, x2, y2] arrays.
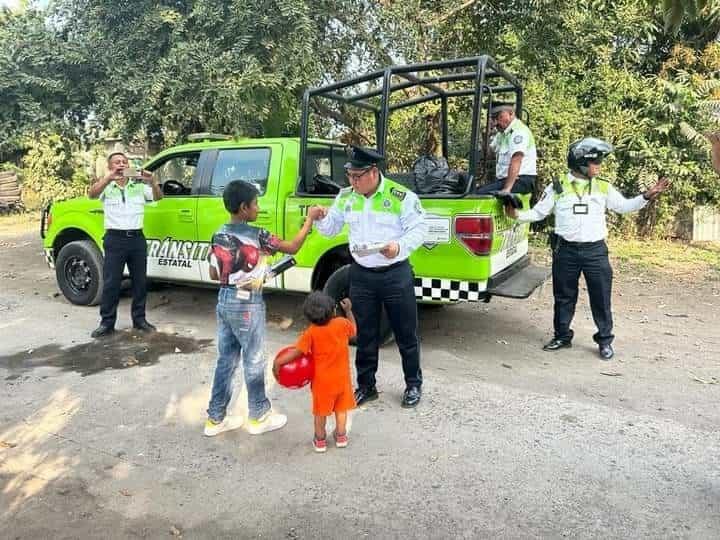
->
[[178, 209, 193, 222]]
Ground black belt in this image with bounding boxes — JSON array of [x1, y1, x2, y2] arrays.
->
[[106, 229, 143, 237], [559, 237, 605, 247], [353, 259, 407, 273]]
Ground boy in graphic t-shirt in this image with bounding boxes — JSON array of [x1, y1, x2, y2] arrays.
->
[[204, 180, 323, 437]]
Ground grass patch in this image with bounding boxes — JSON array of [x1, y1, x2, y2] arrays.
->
[[529, 232, 720, 281], [610, 238, 720, 280]]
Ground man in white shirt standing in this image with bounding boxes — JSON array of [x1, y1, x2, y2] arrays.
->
[[478, 103, 537, 194], [314, 146, 427, 408], [506, 138, 669, 360], [88, 152, 162, 338]]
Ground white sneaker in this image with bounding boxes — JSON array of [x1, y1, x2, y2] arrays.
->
[[246, 411, 287, 435], [203, 415, 244, 437]]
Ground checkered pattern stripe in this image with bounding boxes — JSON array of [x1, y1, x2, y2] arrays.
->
[[414, 278, 486, 302], [44, 248, 55, 269]]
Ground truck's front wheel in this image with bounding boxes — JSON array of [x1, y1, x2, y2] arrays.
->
[[323, 264, 393, 346], [55, 240, 104, 306]]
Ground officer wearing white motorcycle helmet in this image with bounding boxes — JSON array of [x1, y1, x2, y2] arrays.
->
[[506, 137, 670, 360]]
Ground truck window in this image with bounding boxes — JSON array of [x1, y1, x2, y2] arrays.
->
[[210, 148, 271, 195], [151, 152, 200, 196], [301, 145, 349, 195]]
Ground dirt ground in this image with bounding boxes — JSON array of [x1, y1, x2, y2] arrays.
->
[[1, 226, 719, 539]]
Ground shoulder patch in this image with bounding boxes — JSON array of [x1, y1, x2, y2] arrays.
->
[[339, 186, 352, 195], [513, 135, 523, 144], [389, 187, 406, 201]]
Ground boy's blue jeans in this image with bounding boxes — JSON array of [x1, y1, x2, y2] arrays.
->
[[207, 288, 271, 422]]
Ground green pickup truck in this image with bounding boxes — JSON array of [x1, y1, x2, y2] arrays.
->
[[41, 56, 548, 337]]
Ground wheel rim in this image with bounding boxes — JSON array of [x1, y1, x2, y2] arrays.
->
[[63, 256, 93, 295]]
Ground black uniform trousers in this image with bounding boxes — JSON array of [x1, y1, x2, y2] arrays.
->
[[349, 259, 422, 389], [99, 229, 148, 328], [552, 238, 614, 346], [477, 174, 536, 195]]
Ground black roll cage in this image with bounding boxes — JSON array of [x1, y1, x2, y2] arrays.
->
[[299, 55, 523, 197]]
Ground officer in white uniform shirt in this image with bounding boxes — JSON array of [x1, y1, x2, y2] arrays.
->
[[478, 103, 537, 194], [314, 146, 428, 408], [88, 152, 163, 338], [506, 138, 670, 360]]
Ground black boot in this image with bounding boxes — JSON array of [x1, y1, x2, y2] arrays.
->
[[354, 386, 379, 406], [401, 386, 422, 408], [91, 324, 115, 338], [133, 320, 157, 333], [542, 338, 572, 351]]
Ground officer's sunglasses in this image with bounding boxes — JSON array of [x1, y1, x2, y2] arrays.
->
[[346, 167, 373, 182]]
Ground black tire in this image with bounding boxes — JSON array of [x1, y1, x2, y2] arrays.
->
[[323, 264, 394, 346], [55, 240, 104, 306]]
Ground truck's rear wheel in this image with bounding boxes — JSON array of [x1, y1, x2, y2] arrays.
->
[[323, 264, 394, 346], [55, 240, 104, 306]]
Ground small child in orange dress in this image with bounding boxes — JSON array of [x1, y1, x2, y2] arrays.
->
[[274, 291, 357, 453]]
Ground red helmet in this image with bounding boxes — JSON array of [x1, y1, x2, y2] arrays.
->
[[274, 346, 314, 389]]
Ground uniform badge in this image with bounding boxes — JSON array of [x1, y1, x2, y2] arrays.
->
[[513, 135, 523, 144], [383, 199, 391, 209], [390, 187, 406, 201]]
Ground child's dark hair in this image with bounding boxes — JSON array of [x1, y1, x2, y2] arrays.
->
[[303, 291, 336, 325], [223, 180, 259, 214]]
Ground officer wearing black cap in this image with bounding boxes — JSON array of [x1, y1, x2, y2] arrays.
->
[[477, 103, 537, 194], [314, 146, 428, 407], [506, 137, 670, 360]]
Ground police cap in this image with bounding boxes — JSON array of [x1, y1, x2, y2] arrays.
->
[[489, 102, 516, 117], [344, 145, 384, 170]]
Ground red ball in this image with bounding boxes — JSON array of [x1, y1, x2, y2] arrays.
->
[[275, 346, 314, 389]]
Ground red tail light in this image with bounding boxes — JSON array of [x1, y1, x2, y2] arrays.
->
[[454, 215, 493, 255]]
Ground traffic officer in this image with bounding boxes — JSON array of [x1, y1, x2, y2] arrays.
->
[[477, 103, 537, 194], [314, 146, 428, 408], [505, 138, 670, 360], [88, 152, 162, 338]]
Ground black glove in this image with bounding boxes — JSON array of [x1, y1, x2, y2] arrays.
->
[[489, 190, 523, 209]]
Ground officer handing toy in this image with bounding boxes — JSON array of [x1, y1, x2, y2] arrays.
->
[[505, 137, 670, 360]]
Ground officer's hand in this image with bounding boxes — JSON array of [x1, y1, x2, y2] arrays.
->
[[140, 170, 155, 184], [307, 206, 325, 221], [339, 298, 352, 313], [380, 241, 400, 258], [645, 177, 671, 200], [504, 204, 519, 219], [104, 168, 123, 183]]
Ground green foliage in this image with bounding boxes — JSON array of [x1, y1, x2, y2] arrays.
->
[[0, 8, 95, 159], [1, 0, 719, 236], [22, 133, 90, 208], [52, 0, 372, 143]]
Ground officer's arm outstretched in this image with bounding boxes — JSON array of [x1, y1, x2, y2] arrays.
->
[[606, 179, 670, 214], [505, 183, 556, 222], [314, 191, 346, 237]]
